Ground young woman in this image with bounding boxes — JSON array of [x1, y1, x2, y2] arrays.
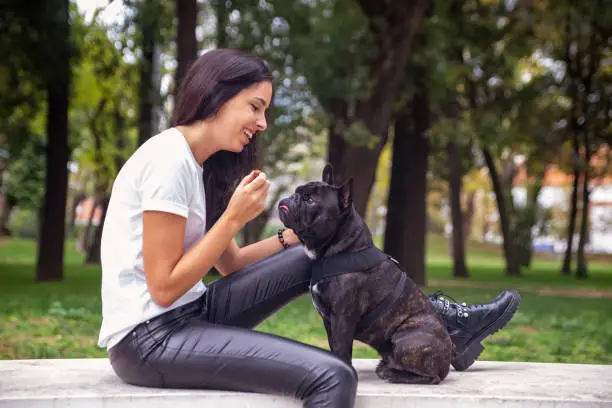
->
[[99, 48, 519, 408]]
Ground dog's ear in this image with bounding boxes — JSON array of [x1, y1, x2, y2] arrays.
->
[[322, 163, 334, 185], [338, 178, 353, 210]]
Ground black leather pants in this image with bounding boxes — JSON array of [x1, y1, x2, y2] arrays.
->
[[108, 246, 358, 408]]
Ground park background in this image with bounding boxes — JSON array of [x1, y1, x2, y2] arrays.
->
[[0, 0, 610, 364]]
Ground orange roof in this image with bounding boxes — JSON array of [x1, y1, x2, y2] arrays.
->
[[514, 146, 612, 187], [513, 166, 612, 187]]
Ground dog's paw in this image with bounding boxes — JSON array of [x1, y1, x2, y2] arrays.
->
[[375, 360, 392, 381]]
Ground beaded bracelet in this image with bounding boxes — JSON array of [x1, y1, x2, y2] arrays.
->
[[277, 228, 290, 249]]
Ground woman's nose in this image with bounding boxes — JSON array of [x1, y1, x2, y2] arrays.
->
[[256, 116, 267, 131]]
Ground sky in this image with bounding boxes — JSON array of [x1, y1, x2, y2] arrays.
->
[[75, 0, 124, 24]]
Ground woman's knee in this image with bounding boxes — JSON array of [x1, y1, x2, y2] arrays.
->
[[331, 357, 358, 387], [313, 353, 358, 391], [302, 354, 357, 408]]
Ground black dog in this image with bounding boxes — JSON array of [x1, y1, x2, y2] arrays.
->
[[278, 164, 454, 384]]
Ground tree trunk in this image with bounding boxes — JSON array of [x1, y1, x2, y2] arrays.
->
[[114, 104, 127, 173], [36, 0, 70, 282], [463, 191, 476, 240], [518, 168, 546, 268], [175, 0, 198, 96], [137, 37, 154, 145], [85, 196, 109, 265], [68, 190, 86, 233], [137, 2, 161, 146], [447, 141, 469, 278], [480, 192, 489, 241], [81, 96, 107, 253], [562, 136, 580, 275], [482, 147, 521, 276], [78, 198, 97, 253], [216, 0, 228, 48], [574, 14, 598, 279], [383, 87, 430, 286], [576, 140, 591, 279], [325, 0, 429, 217], [327, 130, 388, 217]]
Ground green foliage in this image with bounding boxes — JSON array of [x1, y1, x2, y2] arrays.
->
[[512, 202, 553, 267], [121, 0, 175, 51], [334, 120, 379, 149], [69, 11, 140, 197], [0, 2, 50, 157], [4, 138, 45, 209], [7, 209, 39, 239], [271, 0, 376, 105]]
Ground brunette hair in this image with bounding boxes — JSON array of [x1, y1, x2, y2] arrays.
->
[[172, 48, 273, 230]]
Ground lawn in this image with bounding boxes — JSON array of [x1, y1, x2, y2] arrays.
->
[[1, 236, 611, 364]]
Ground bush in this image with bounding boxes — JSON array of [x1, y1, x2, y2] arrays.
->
[[8, 208, 39, 239]]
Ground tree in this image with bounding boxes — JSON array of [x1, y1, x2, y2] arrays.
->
[[273, 0, 430, 216], [445, 0, 570, 277], [70, 13, 139, 264], [174, 0, 198, 96], [384, 73, 432, 285], [384, 0, 472, 283], [121, 0, 174, 146], [35, 0, 74, 281], [0, 1, 48, 237], [557, 0, 610, 278]]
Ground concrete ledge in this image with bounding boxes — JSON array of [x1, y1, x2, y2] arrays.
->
[[1, 358, 610, 407]]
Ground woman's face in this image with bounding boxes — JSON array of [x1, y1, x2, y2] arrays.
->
[[212, 80, 272, 153]]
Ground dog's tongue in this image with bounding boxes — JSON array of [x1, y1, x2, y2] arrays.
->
[[279, 205, 289, 212]]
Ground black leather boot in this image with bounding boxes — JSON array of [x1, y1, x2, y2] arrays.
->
[[429, 290, 521, 371]]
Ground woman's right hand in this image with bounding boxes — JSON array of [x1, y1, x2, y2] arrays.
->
[[224, 170, 270, 226]]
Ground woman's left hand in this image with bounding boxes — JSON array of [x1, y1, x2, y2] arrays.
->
[[283, 229, 301, 246]]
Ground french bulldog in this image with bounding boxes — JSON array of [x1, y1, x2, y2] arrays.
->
[[278, 164, 454, 384]]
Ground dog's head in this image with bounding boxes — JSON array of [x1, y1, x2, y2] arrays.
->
[[278, 164, 353, 255]]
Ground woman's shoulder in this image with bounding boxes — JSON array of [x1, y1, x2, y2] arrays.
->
[[116, 129, 198, 185], [141, 128, 186, 153], [135, 129, 197, 168]]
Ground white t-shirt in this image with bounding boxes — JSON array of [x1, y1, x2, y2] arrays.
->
[[98, 128, 207, 349]]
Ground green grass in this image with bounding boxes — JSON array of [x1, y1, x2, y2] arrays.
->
[[1, 236, 611, 364]]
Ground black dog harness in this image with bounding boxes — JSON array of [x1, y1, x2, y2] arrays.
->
[[311, 246, 408, 334]]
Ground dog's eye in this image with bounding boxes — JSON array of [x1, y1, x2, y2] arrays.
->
[[303, 194, 313, 203]]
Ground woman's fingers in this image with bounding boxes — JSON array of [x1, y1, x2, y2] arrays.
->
[[239, 169, 264, 189], [226, 170, 269, 224], [244, 171, 267, 192], [255, 180, 269, 201]]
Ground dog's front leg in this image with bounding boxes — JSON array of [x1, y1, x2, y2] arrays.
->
[[328, 313, 359, 364]]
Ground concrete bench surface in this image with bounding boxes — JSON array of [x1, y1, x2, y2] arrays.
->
[[1, 358, 610, 407]]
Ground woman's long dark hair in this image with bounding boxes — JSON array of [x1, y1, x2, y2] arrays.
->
[[171, 49, 273, 230]]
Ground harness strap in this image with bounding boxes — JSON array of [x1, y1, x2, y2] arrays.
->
[[311, 246, 388, 286], [311, 247, 407, 334], [355, 271, 406, 333]]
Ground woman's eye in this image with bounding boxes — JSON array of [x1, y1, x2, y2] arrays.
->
[[251, 103, 259, 112]]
